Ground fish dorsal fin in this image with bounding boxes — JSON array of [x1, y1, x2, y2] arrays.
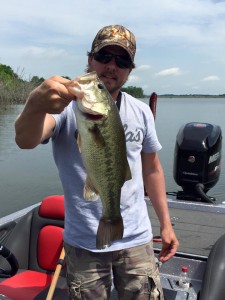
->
[[83, 176, 99, 201]]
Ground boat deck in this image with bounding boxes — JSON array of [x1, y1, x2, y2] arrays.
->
[[1, 198, 225, 300], [147, 198, 225, 257]]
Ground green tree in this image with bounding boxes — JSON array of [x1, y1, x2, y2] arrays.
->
[[0, 64, 38, 105], [0, 64, 18, 84], [122, 86, 144, 98], [31, 76, 45, 85]]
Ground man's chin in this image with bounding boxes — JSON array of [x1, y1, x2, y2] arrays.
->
[[102, 82, 117, 94], [99, 77, 114, 90]]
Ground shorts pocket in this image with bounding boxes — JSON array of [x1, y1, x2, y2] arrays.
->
[[147, 265, 164, 300]]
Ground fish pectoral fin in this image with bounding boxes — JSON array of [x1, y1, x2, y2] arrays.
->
[[89, 124, 105, 148], [96, 216, 124, 249], [83, 176, 99, 201]]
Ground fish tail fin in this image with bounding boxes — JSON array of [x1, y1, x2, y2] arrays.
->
[[96, 216, 124, 249]]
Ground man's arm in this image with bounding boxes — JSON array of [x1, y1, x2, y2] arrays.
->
[[15, 108, 56, 149], [142, 151, 179, 262], [15, 76, 83, 149]]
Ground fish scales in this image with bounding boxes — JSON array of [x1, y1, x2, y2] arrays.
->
[[70, 71, 132, 249], [80, 102, 125, 216]]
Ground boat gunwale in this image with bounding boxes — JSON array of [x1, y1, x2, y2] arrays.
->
[[0, 203, 40, 226]]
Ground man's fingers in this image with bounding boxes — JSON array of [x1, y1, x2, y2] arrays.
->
[[42, 76, 82, 101], [64, 81, 84, 100]]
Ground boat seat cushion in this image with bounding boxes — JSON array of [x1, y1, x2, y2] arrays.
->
[[28, 196, 65, 272], [0, 270, 67, 300], [39, 195, 65, 219], [0, 270, 53, 300], [0, 195, 66, 299], [38, 225, 63, 271]]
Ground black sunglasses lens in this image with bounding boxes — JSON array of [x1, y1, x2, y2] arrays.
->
[[93, 52, 112, 64], [93, 52, 132, 69], [115, 56, 132, 68]]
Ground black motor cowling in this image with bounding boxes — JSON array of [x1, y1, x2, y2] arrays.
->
[[173, 122, 222, 202]]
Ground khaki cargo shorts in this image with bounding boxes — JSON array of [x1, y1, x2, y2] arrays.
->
[[64, 241, 164, 300]]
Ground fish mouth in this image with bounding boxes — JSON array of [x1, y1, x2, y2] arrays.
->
[[82, 112, 104, 121], [77, 96, 109, 118], [77, 101, 105, 120]]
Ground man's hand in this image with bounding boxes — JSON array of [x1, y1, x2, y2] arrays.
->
[[27, 76, 84, 115], [15, 75, 84, 149], [158, 225, 179, 262]]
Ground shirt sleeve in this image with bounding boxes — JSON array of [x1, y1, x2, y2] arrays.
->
[[40, 111, 66, 144]]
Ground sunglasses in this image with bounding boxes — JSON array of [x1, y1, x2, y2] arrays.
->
[[93, 51, 132, 69]]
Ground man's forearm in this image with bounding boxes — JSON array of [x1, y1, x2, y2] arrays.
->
[[144, 169, 172, 228], [15, 105, 47, 149]]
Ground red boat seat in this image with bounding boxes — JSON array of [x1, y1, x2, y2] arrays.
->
[[0, 195, 67, 300]]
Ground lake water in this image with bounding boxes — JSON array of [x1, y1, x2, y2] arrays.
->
[[0, 98, 225, 217]]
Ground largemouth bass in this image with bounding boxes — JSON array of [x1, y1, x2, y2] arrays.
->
[[68, 71, 132, 249]]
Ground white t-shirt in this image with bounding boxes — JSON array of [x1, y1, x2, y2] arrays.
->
[[51, 92, 162, 252]]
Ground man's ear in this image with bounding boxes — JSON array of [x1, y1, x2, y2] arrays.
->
[[88, 56, 92, 64]]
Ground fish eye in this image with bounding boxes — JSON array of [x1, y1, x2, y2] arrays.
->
[[98, 83, 104, 90]]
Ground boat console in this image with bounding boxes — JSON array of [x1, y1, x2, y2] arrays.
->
[[158, 253, 205, 300]]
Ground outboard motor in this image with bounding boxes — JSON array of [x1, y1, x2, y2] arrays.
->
[[173, 122, 222, 203]]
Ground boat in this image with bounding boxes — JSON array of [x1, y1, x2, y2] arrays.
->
[[0, 93, 225, 300]]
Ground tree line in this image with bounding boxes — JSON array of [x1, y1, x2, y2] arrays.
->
[[122, 86, 144, 98], [0, 63, 145, 107], [0, 64, 46, 107]]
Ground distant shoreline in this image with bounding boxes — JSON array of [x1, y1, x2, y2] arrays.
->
[[143, 94, 225, 99], [156, 94, 224, 98]]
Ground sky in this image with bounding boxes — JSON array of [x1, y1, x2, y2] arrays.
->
[[1, 0, 225, 95]]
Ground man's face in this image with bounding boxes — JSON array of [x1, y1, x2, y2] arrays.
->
[[88, 45, 132, 99]]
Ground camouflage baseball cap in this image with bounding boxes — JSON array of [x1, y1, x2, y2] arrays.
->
[[91, 25, 136, 62]]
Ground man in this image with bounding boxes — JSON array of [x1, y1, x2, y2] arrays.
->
[[15, 25, 179, 300]]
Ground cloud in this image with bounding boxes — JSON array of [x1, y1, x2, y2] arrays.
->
[[202, 75, 220, 81], [127, 75, 139, 84], [136, 65, 151, 71], [155, 67, 182, 77], [20, 46, 70, 59], [1, 0, 225, 94]]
